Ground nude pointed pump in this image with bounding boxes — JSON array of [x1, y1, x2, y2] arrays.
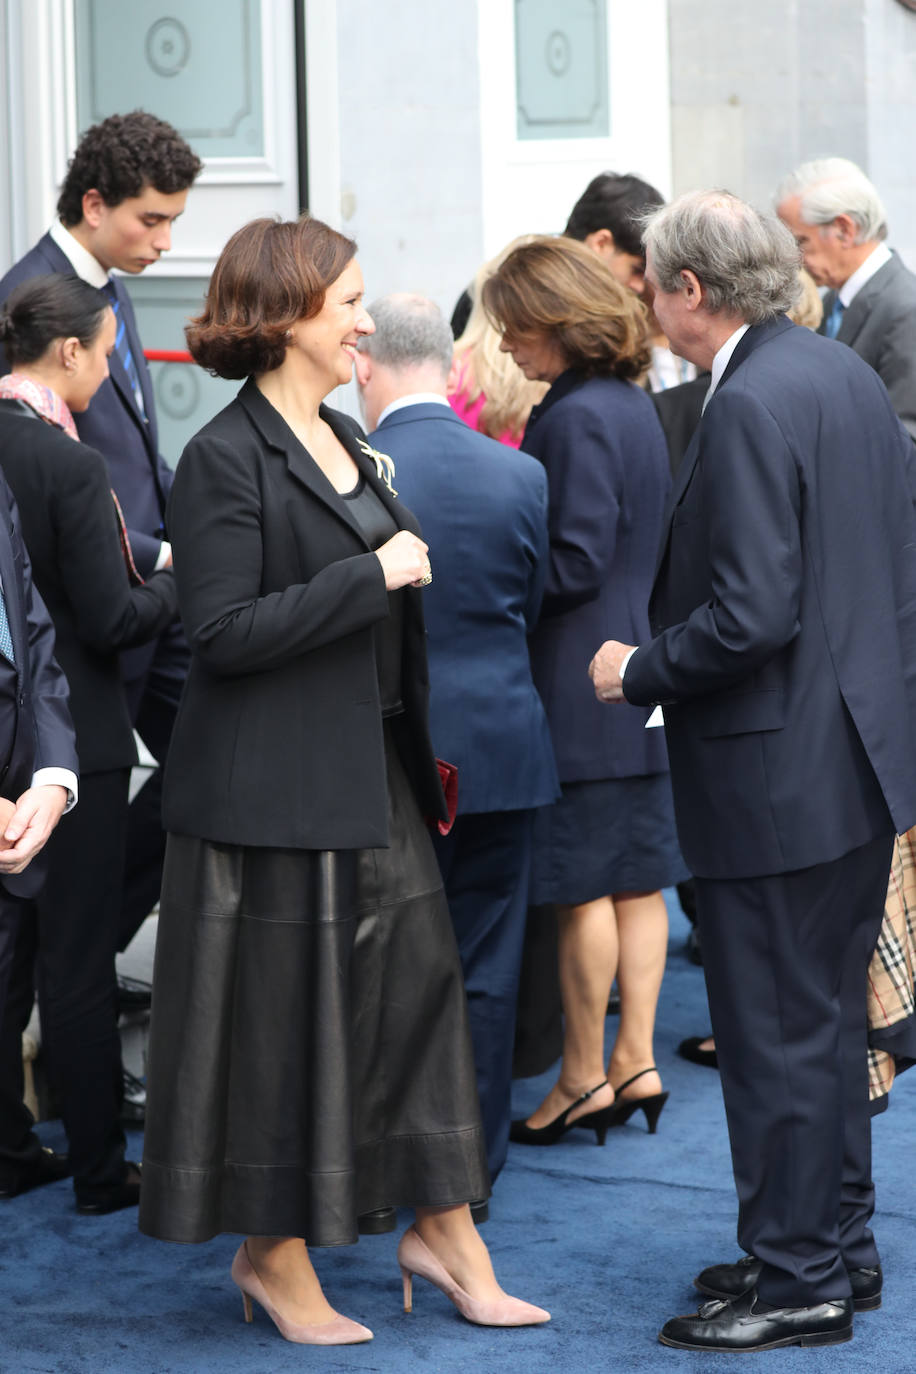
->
[[397, 1225, 550, 1326], [230, 1242, 373, 1345]]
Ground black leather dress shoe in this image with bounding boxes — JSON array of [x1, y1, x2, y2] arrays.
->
[[75, 1161, 141, 1215], [695, 1254, 882, 1312], [659, 1290, 853, 1351], [0, 1147, 70, 1199], [677, 1035, 718, 1069], [357, 1207, 397, 1235]]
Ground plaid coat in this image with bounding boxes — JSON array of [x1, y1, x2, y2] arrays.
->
[[868, 828, 916, 1103]]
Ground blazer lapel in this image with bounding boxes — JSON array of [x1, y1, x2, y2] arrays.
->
[[651, 319, 794, 586], [238, 382, 415, 548], [837, 257, 896, 349]]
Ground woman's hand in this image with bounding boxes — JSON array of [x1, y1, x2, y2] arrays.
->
[[375, 531, 431, 590]]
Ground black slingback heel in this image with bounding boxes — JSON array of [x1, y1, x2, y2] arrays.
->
[[607, 1067, 668, 1134], [509, 1080, 616, 1146]]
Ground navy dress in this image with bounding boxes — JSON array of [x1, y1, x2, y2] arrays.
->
[[521, 369, 686, 904]]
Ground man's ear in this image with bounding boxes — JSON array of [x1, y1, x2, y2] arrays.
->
[[680, 269, 705, 312], [353, 349, 372, 387], [445, 355, 461, 393], [831, 213, 859, 247], [583, 227, 617, 259], [80, 189, 107, 229]]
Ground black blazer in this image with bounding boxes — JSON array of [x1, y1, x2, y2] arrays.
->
[[625, 318, 916, 879], [0, 474, 77, 898], [162, 380, 446, 850], [521, 369, 672, 783], [0, 233, 173, 573], [0, 402, 177, 772]]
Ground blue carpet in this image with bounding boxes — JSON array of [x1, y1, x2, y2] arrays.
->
[[3, 893, 915, 1372]]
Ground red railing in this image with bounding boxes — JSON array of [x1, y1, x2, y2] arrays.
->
[[144, 349, 194, 364]]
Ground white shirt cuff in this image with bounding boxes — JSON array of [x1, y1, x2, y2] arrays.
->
[[31, 768, 78, 811], [619, 647, 637, 681], [153, 541, 172, 572]]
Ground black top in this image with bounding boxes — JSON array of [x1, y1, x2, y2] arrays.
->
[[341, 474, 404, 716]]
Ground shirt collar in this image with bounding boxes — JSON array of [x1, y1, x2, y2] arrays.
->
[[703, 323, 751, 412], [838, 242, 892, 308], [48, 220, 110, 289], [376, 393, 451, 427]]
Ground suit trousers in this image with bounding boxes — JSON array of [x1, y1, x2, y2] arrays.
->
[[432, 808, 534, 1181], [0, 770, 130, 1190], [695, 830, 894, 1306]]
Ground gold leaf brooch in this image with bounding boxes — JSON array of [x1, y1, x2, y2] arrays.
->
[[356, 439, 398, 497]]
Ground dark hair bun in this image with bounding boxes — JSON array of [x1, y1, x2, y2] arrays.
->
[[0, 274, 109, 367]]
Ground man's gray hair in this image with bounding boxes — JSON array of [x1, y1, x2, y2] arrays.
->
[[774, 158, 887, 244], [643, 191, 802, 324], [361, 293, 453, 373]]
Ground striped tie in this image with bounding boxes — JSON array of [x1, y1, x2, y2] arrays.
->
[[0, 587, 15, 666], [103, 280, 147, 419]]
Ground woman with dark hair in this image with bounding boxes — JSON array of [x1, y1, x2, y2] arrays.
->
[[138, 216, 548, 1345], [0, 273, 177, 1212], [482, 237, 685, 1146]]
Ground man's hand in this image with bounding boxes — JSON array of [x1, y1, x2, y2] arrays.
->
[[0, 785, 68, 874], [588, 640, 635, 703]]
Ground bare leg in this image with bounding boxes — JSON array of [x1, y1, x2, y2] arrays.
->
[[606, 890, 668, 1099], [414, 1203, 511, 1301], [244, 1236, 338, 1326], [525, 897, 616, 1128]]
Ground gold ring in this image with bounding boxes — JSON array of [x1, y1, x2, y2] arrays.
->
[[418, 571, 433, 586]]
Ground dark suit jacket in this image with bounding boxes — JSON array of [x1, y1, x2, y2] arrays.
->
[[162, 380, 446, 849], [521, 369, 672, 783], [370, 401, 558, 814], [0, 402, 177, 773], [0, 232, 173, 574], [820, 252, 916, 440], [651, 374, 709, 475], [624, 317, 916, 879], [0, 476, 77, 898]]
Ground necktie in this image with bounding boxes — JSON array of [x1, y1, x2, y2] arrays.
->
[[0, 587, 15, 666], [103, 280, 147, 419], [824, 295, 846, 340]]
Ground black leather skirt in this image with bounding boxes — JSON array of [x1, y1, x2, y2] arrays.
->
[[139, 727, 488, 1246]]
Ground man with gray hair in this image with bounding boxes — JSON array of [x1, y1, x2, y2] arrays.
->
[[776, 157, 916, 438], [354, 295, 558, 1201], [590, 191, 916, 1352]]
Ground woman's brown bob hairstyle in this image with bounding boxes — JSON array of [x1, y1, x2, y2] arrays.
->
[[481, 235, 650, 381], [186, 216, 357, 379]]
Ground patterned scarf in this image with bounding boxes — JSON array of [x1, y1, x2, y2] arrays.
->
[[0, 372, 144, 584], [0, 373, 79, 438]]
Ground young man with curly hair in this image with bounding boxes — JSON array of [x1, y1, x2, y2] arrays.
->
[[0, 112, 201, 1191]]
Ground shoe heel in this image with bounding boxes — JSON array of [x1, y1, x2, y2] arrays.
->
[[642, 1092, 669, 1134], [400, 1266, 413, 1313], [594, 1124, 608, 1146], [241, 1291, 253, 1324]]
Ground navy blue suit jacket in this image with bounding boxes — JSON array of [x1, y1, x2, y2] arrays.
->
[[0, 478, 78, 898], [521, 369, 672, 783], [0, 232, 173, 577], [371, 402, 558, 814], [625, 317, 916, 879]]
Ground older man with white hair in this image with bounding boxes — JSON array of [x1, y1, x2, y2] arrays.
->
[[776, 157, 916, 437], [591, 190, 916, 1352]]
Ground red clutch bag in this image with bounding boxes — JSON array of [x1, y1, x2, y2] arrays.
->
[[435, 758, 458, 836]]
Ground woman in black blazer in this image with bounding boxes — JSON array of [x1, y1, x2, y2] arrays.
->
[[139, 216, 548, 1346], [0, 274, 177, 1213], [483, 238, 685, 1147]]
